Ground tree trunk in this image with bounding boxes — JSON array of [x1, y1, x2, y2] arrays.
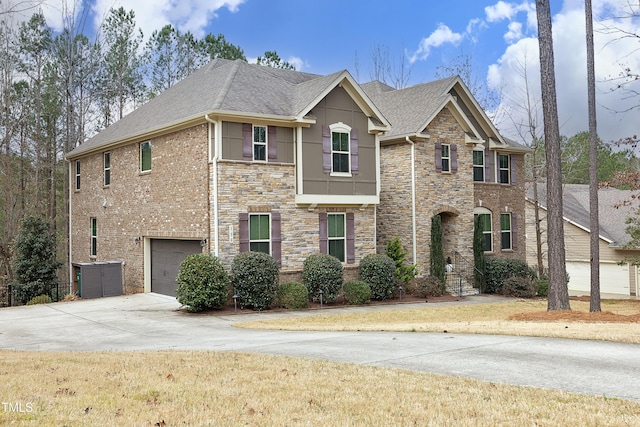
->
[[585, 0, 601, 312], [536, 0, 571, 310]]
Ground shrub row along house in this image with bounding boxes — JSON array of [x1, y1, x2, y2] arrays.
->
[[66, 59, 527, 298]]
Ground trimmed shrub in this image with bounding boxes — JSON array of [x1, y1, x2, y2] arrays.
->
[[231, 251, 279, 311], [484, 258, 537, 294], [11, 280, 52, 305], [277, 282, 309, 309], [536, 279, 549, 297], [502, 276, 537, 298], [413, 276, 446, 298], [176, 254, 229, 312], [26, 294, 52, 305], [302, 253, 343, 303], [359, 253, 397, 301], [343, 280, 371, 305]]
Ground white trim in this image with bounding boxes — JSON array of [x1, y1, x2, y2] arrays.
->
[[406, 136, 417, 266], [441, 143, 451, 173], [248, 212, 272, 255], [252, 125, 267, 161], [327, 213, 346, 262], [143, 238, 151, 292], [500, 212, 512, 251], [329, 122, 351, 174], [296, 126, 304, 196], [295, 194, 379, 205]]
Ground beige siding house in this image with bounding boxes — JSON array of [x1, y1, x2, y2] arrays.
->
[[526, 183, 640, 298]]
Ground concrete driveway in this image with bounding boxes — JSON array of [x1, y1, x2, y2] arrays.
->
[[1, 293, 639, 402]]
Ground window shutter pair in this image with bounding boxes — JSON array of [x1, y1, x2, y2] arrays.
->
[[322, 125, 359, 174], [238, 212, 282, 266], [318, 212, 355, 264], [434, 143, 457, 173], [242, 124, 277, 161]]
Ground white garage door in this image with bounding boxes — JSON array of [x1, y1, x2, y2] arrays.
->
[[566, 261, 630, 296]]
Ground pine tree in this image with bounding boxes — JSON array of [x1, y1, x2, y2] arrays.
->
[[385, 237, 417, 285]]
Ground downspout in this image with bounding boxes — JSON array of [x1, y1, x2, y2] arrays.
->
[[204, 114, 219, 256], [68, 160, 73, 293], [406, 136, 417, 267]]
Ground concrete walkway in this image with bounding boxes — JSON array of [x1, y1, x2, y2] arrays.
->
[[1, 293, 639, 402]]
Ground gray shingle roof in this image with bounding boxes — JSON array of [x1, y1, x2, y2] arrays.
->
[[527, 182, 639, 247], [67, 59, 334, 158], [362, 77, 457, 139]]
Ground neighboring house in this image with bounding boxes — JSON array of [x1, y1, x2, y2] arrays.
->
[[363, 77, 529, 275], [66, 59, 528, 298], [66, 59, 389, 297], [526, 183, 640, 297]]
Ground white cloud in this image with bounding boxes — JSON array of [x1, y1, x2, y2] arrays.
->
[[409, 23, 463, 63], [504, 21, 523, 43], [485, 1, 531, 22], [90, 0, 245, 40], [490, 0, 640, 144]]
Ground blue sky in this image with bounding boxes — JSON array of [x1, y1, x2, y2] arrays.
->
[[36, 0, 640, 144]]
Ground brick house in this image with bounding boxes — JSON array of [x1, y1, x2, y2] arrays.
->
[[363, 77, 529, 275], [66, 59, 390, 296], [66, 59, 527, 298]]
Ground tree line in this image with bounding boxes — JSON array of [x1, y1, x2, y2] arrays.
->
[[0, 6, 292, 283]]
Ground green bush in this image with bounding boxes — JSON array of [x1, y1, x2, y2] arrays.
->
[[343, 280, 371, 305], [277, 282, 308, 309], [385, 237, 417, 285], [536, 279, 549, 297], [176, 254, 229, 312], [413, 276, 446, 298], [302, 253, 343, 303], [359, 254, 397, 301], [26, 294, 52, 305], [11, 280, 52, 305], [502, 276, 537, 298], [232, 251, 279, 311], [484, 258, 537, 294]]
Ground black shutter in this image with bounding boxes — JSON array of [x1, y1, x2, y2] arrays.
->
[[435, 142, 442, 173], [512, 212, 518, 250], [451, 144, 458, 173]]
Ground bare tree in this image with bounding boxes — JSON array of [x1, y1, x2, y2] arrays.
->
[[536, 0, 570, 311], [368, 43, 412, 89], [585, 0, 601, 312]]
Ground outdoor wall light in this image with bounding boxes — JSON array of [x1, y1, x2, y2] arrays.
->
[[200, 238, 207, 247], [134, 236, 141, 244]]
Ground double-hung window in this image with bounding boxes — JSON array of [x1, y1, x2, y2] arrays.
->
[[473, 150, 484, 182], [74, 160, 81, 190], [253, 126, 267, 161], [104, 152, 111, 186], [332, 130, 350, 173], [249, 213, 271, 254], [328, 213, 346, 262], [501, 213, 512, 250], [90, 217, 97, 257], [140, 141, 152, 172], [475, 212, 492, 252], [498, 154, 510, 184], [441, 144, 451, 172]]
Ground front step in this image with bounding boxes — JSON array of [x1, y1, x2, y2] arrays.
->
[[445, 275, 480, 296]]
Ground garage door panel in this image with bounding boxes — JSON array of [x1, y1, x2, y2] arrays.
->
[[566, 262, 630, 296], [151, 239, 201, 297]]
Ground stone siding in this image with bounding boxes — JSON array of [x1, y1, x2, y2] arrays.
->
[[214, 160, 377, 272], [474, 152, 527, 261]]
